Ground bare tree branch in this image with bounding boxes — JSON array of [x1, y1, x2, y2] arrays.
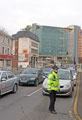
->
[[0, 26, 8, 34]]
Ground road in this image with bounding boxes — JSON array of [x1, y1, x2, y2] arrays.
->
[[0, 84, 77, 120]]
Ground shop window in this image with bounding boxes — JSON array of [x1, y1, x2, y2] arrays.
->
[[6, 60, 11, 66]]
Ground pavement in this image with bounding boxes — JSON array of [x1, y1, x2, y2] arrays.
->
[[74, 68, 82, 120]]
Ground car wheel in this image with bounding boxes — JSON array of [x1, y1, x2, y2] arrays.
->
[[35, 79, 39, 86], [13, 84, 18, 93], [72, 86, 74, 91], [19, 82, 22, 86], [69, 90, 73, 98], [0, 90, 1, 97]]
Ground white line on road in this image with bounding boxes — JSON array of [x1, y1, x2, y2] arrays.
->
[[24, 88, 42, 97]]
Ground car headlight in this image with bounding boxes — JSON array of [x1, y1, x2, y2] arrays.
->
[[73, 75, 76, 79]]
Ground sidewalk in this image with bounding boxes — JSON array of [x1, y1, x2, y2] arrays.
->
[[77, 68, 82, 73], [75, 68, 82, 120]]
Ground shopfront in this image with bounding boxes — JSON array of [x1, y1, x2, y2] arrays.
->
[[0, 55, 13, 68]]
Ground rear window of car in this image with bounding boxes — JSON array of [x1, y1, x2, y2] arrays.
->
[[58, 70, 71, 80], [22, 68, 39, 74], [1, 72, 7, 79], [43, 68, 52, 72], [7, 72, 14, 78]]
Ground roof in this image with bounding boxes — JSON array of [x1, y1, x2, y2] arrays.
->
[[12, 30, 39, 42]]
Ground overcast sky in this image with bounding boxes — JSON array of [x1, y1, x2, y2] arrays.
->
[[0, 0, 82, 35]]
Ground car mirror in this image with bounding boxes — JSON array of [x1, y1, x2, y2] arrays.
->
[[1, 77, 7, 81], [72, 77, 74, 81]]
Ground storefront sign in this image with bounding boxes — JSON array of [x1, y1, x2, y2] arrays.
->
[[0, 54, 13, 60], [22, 49, 28, 54]]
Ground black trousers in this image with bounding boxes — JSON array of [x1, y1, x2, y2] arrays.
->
[[49, 90, 57, 111]]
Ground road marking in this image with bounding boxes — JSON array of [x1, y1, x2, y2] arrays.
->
[[24, 88, 42, 96], [74, 73, 82, 120], [68, 111, 76, 120], [69, 110, 73, 118]]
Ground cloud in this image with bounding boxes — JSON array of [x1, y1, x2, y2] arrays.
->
[[0, 0, 82, 35]]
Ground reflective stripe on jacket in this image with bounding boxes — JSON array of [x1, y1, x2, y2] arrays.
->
[[47, 71, 60, 91]]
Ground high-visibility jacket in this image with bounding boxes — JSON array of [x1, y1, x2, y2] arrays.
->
[[47, 71, 60, 91]]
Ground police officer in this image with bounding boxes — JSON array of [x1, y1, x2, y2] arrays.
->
[[47, 65, 60, 114]]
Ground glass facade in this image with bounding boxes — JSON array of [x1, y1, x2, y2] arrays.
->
[[32, 25, 68, 56], [30, 24, 81, 64], [74, 26, 80, 63]]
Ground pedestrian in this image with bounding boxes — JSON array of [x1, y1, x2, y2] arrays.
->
[[47, 65, 60, 114]]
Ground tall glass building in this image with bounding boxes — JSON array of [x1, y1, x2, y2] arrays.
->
[[31, 24, 69, 56], [30, 24, 81, 64]]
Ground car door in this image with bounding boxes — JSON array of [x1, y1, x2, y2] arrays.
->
[[1, 72, 8, 95], [6, 71, 15, 91]]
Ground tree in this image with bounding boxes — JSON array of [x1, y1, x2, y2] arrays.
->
[[0, 26, 8, 34]]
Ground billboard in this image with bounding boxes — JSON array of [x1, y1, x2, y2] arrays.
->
[[22, 49, 28, 54]]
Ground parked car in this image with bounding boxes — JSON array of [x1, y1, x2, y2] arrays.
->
[[43, 67, 52, 77], [66, 64, 76, 71], [18, 68, 44, 86], [71, 69, 77, 86], [42, 69, 74, 97], [0, 70, 18, 96]]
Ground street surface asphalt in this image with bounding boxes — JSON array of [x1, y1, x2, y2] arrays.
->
[[0, 69, 82, 120]]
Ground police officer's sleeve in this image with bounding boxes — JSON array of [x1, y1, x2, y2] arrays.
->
[[47, 74, 53, 90], [58, 76, 60, 90]]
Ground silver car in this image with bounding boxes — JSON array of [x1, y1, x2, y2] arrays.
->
[[42, 69, 74, 97], [71, 69, 77, 86], [0, 70, 18, 96]]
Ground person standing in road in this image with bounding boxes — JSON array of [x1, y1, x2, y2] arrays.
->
[[47, 65, 60, 114]]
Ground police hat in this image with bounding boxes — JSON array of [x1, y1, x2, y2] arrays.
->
[[52, 65, 59, 70]]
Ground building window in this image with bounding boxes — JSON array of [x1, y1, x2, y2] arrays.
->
[[31, 42, 38, 48], [8, 39, 10, 43], [31, 48, 38, 54], [8, 48, 9, 54], [6, 60, 11, 67], [2, 47, 5, 54]]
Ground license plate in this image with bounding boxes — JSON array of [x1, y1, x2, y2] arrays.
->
[[22, 78, 26, 80]]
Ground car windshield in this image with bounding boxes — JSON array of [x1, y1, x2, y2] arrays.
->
[[66, 65, 76, 70], [43, 68, 52, 76], [21, 68, 39, 74], [58, 70, 71, 80], [43, 68, 51, 73]]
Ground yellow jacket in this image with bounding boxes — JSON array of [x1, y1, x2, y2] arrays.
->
[[47, 71, 60, 91]]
